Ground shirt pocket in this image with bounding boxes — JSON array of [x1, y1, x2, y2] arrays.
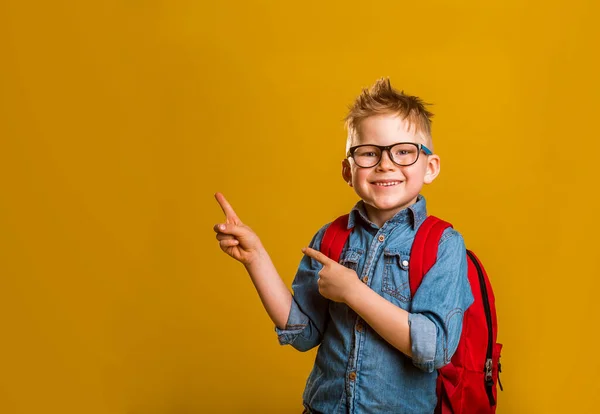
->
[[339, 248, 363, 272], [382, 248, 411, 303]]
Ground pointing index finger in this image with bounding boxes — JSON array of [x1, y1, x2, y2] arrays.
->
[[302, 246, 333, 266], [214, 192, 241, 225]]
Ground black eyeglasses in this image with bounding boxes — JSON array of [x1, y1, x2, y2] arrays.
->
[[347, 142, 433, 168]]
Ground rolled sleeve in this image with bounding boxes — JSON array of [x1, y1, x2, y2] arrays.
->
[[275, 300, 310, 345], [408, 313, 437, 372], [409, 228, 474, 372]]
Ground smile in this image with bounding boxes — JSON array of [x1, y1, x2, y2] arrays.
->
[[372, 181, 402, 187]]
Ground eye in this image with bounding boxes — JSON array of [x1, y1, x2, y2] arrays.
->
[[355, 147, 379, 158], [393, 146, 417, 157]]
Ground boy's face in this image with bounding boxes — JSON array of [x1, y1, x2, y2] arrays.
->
[[342, 114, 440, 227]]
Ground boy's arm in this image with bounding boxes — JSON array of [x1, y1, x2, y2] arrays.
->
[[242, 247, 293, 330], [302, 246, 413, 356], [344, 282, 413, 355], [302, 229, 473, 370], [214, 193, 291, 329], [406, 229, 474, 371]]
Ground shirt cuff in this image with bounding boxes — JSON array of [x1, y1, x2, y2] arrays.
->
[[408, 313, 437, 372], [275, 300, 309, 345]]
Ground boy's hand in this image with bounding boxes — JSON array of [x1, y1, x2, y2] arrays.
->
[[302, 247, 361, 303], [214, 192, 263, 266]]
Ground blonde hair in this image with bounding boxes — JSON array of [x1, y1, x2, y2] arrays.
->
[[345, 78, 434, 151]]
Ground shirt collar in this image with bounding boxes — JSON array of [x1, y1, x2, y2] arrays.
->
[[347, 195, 428, 230]]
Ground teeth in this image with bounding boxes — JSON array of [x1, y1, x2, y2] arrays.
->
[[374, 181, 400, 187]]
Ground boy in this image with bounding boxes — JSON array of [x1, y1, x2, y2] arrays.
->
[[213, 78, 474, 413]]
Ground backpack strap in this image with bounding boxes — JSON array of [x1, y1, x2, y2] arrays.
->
[[320, 214, 353, 263], [410, 216, 455, 414], [409, 216, 453, 297]]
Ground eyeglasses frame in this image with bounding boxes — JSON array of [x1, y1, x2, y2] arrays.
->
[[346, 142, 433, 168]]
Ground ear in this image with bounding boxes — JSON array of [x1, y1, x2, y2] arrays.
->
[[341, 159, 353, 186], [423, 154, 440, 184]]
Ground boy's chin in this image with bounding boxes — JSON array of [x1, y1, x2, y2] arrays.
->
[[368, 198, 417, 212]]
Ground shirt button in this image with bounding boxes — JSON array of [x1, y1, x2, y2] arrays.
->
[[402, 260, 409, 267], [378, 234, 385, 242], [356, 322, 363, 332], [348, 371, 357, 381], [362, 275, 369, 283]]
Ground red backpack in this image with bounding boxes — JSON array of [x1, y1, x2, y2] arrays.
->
[[321, 215, 503, 413]]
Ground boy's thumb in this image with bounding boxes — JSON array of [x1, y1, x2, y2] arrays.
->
[[214, 222, 243, 236]]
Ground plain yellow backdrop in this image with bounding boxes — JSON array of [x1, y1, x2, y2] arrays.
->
[[1, 0, 599, 413]]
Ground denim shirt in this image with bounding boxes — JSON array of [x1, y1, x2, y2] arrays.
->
[[276, 196, 474, 414]]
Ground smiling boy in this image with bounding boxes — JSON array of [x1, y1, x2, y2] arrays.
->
[[214, 78, 474, 413]]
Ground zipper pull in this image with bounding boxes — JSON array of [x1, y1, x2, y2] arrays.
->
[[485, 358, 493, 386]]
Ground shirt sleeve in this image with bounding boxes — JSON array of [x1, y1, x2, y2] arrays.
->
[[407, 228, 474, 372], [275, 224, 330, 352]]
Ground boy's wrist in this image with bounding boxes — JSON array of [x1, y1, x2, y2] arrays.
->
[[243, 244, 269, 271]]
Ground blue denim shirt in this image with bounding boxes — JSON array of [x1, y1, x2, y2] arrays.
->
[[276, 196, 474, 414]]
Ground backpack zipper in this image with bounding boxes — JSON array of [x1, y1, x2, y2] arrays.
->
[[466, 250, 496, 407]]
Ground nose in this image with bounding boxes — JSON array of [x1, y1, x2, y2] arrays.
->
[[376, 149, 396, 170]]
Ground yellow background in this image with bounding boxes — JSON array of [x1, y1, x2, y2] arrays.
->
[[1, 1, 599, 413]]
